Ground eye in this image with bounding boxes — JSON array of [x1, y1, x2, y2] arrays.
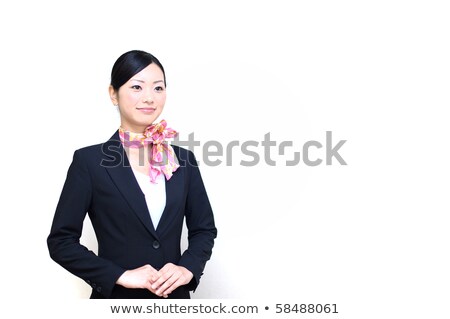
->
[[131, 85, 142, 90], [154, 86, 165, 92]]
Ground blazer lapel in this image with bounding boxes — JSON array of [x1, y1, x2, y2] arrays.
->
[[102, 131, 159, 240]]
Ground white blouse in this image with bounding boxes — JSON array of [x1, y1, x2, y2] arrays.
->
[[131, 167, 166, 230]]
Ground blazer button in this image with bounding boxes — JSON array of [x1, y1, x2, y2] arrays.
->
[[152, 240, 160, 249], [96, 286, 102, 293]]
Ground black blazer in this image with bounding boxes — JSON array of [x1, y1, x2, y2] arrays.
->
[[47, 131, 217, 299]]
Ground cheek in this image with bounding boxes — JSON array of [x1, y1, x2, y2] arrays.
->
[[120, 93, 141, 106], [158, 94, 167, 104]]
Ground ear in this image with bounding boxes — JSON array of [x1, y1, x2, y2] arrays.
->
[[109, 85, 118, 105]]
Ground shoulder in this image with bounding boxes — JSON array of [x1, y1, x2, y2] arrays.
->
[[74, 143, 105, 159], [66, 143, 105, 172], [72, 132, 122, 167], [74, 131, 121, 159]]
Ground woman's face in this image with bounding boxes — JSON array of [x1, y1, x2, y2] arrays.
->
[[110, 63, 166, 132]]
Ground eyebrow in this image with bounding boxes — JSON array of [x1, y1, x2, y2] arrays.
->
[[130, 79, 165, 84]]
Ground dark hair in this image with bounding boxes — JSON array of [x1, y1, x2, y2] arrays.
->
[[110, 50, 166, 91]]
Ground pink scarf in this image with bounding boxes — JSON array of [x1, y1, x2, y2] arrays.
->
[[119, 120, 179, 183]]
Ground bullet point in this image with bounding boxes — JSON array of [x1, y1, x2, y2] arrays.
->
[[265, 306, 269, 310]]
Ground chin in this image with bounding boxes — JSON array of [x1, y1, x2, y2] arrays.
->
[[141, 118, 159, 127]]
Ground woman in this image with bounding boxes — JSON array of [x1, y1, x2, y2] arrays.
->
[[47, 50, 217, 299]]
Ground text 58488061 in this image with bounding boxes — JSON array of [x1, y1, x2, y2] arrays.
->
[[275, 303, 338, 314]]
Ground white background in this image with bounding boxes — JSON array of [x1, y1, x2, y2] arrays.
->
[[1, 0, 449, 318]]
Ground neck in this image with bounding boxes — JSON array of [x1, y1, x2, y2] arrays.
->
[[120, 124, 148, 134]]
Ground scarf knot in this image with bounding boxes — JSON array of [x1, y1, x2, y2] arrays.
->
[[119, 120, 179, 183]]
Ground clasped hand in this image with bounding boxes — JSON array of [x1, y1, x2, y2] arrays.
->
[[116, 263, 193, 298]]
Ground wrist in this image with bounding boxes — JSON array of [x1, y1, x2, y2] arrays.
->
[[116, 270, 129, 286]]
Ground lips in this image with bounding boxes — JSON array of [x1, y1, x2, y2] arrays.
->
[[137, 107, 156, 113]]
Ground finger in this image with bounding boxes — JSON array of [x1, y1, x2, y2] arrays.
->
[[141, 264, 158, 283], [147, 277, 166, 296], [150, 263, 169, 287], [151, 265, 175, 290], [151, 273, 169, 290], [144, 280, 156, 292], [161, 277, 184, 296], [142, 264, 157, 272], [155, 272, 178, 296], [148, 269, 160, 284], [157, 263, 174, 277]]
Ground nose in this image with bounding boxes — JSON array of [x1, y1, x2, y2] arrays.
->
[[142, 90, 154, 103], [142, 95, 153, 103]]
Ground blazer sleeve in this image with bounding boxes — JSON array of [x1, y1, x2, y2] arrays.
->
[[47, 150, 126, 297], [178, 150, 217, 290]]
